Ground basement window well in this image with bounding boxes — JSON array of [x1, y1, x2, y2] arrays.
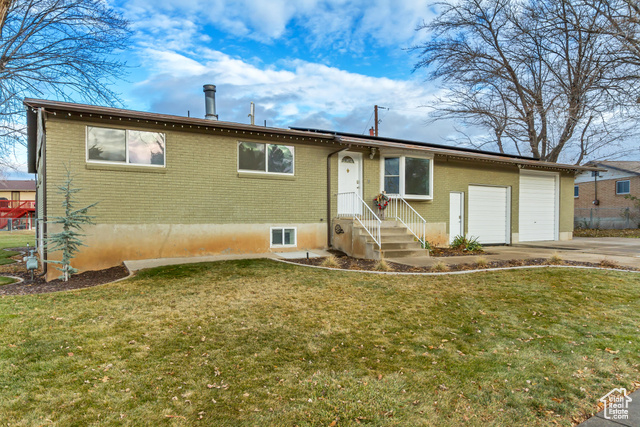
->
[[271, 227, 296, 248], [86, 126, 166, 167]]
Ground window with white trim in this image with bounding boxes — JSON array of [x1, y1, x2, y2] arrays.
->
[[238, 142, 294, 174], [574, 185, 579, 198], [86, 126, 165, 167], [270, 227, 296, 247], [381, 155, 432, 199], [616, 180, 630, 195]]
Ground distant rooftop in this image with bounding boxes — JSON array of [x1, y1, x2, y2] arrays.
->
[[587, 160, 640, 175], [0, 180, 36, 191]]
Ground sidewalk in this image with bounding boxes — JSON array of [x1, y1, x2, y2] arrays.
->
[[579, 389, 639, 427], [389, 240, 639, 271]]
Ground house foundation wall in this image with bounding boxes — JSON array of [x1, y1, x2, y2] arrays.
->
[[44, 222, 327, 281]]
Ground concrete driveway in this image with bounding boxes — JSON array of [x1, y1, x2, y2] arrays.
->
[[390, 237, 640, 269]]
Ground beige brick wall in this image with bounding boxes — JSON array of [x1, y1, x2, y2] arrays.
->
[[44, 117, 334, 224]]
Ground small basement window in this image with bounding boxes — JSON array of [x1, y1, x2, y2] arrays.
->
[[616, 180, 630, 195], [574, 185, 579, 198], [238, 142, 294, 174], [271, 227, 296, 247], [86, 126, 165, 167]]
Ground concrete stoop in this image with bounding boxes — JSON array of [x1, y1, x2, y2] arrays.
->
[[355, 220, 429, 259]]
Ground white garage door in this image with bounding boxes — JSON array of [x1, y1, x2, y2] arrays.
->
[[519, 173, 557, 242], [468, 185, 509, 244]]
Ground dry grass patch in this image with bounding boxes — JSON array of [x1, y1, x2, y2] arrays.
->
[[599, 258, 619, 268], [320, 255, 340, 268], [474, 256, 488, 268], [431, 261, 450, 272], [549, 252, 563, 265], [374, 259, 391, 272]]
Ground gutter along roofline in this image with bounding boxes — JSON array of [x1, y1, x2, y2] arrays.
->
[[24, 98, 603, 173]]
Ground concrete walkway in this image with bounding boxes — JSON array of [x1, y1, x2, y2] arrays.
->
[[579, 389, 639, 427], [124, 250, 332, 272], [389, 237, 640, 270]]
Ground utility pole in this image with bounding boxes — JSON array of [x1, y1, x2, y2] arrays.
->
[[374, 105, 379, 137], [373, 105, 387, 137]]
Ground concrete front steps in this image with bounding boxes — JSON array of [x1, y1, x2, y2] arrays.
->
[[355, 220, 429, 259]]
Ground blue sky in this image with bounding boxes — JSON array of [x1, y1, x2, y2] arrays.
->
[[10, 0, 636, 178], [8, 0, 457, 178], [113, 0, 449, 138]]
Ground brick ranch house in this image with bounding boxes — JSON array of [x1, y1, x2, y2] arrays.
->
[[575, 161, 640, 229], [25, 92, 599, 280]]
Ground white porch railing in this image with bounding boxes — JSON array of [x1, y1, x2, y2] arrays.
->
[[337, 192, 381, 249], [388, 195, 427, 247]]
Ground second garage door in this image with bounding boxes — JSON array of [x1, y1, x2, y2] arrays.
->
[[519, 172, 557, 242], [468, 185, 510, 244]]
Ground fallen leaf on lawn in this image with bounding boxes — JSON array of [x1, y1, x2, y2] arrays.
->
[[165, 415, 186, 419], [378, 374, 383, 380], [101, 376, 109, 382], [605, 348, 619, 354], [552, 398, 564, 403], [329, 420, 337, 426], [67, 352, 74, 357]]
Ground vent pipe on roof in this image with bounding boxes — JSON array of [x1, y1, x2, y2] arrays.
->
[[203, 84, 218, 120]]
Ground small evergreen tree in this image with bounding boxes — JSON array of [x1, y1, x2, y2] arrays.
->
[[46, 166, 97, 281]]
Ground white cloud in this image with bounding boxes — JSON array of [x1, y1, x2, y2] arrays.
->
[[120, 0, 435, 49], [129, 47, 465, 144]]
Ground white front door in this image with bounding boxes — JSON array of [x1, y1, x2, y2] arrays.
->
[[338, 152, 362, 215], [449, 192, 464, 244]]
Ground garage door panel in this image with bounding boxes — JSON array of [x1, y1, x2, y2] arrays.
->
[[519, 173, 557, 242], [468, 186, 509, 244]]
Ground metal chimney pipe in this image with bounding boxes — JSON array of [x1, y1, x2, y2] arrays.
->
[[203, 84, 218, 120]]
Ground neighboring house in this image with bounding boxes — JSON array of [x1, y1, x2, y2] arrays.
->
[[24, 92, 598, 280], [574, 161, 640, 229], [0, 180, 36, 231]]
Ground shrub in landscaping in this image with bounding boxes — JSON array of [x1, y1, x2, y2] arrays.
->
[[432, 261, 449, 272], [599, 258, 619, 268], [549, 252, 563, 265], [374, 259, 391, 272], [321, 255, 340, 268], [450, 235, 483, 252], [475, 256, 488, 268]]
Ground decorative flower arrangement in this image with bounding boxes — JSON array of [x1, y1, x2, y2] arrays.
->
[[374, 192, 390, 210]]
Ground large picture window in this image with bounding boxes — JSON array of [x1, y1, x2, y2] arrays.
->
[[87, 126, 165, 167], [238, 142, 294, 174], [381, 155, 432, 199]]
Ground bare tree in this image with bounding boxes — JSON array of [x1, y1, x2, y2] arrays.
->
[[414, 0, 640, 164], [0, 0, 130, 169]]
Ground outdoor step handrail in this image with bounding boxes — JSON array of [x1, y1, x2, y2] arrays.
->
[[387, 195, 427, 247], [337, 192, 381, 249]]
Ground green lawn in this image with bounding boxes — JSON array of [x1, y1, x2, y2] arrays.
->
[[0, 260, 638, 426], [0, 231, 35, 265]]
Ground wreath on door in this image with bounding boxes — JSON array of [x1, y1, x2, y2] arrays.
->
[[374, 192, 390, 210]]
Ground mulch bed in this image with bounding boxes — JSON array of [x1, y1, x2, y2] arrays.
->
[[0, 247, 130, 295], [429, 247, 489, 257], [288, 251, 638, 273]]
